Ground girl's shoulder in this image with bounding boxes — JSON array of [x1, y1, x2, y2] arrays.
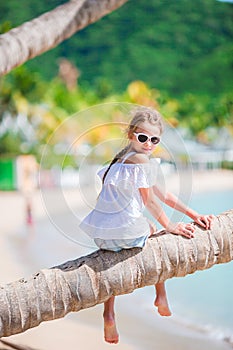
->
[[123, 152, 149, 165]]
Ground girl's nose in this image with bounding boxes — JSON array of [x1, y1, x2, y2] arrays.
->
[[146, 140, 152, 146]]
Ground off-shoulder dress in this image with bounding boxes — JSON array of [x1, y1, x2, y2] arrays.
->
[[79, 152, 159, 252]]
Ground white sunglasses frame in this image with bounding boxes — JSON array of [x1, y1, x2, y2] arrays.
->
[[133, 132, 160, 145]]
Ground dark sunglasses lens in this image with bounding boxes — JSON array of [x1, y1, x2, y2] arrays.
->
[[151, 137, 160, 144], [138, 134, 148, 143]]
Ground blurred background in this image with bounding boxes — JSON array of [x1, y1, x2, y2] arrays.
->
[[0, 1, 233, 350], [0, 0, 232, 190]]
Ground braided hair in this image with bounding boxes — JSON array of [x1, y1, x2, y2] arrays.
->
[[102, 106, 163, 184]]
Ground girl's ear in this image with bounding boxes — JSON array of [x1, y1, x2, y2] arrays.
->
[[128, 130, 133, 140]]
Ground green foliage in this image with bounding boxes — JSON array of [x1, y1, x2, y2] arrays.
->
[[0, 65, 231, 153], [0, 79, 17, 121], [6, 66, 45, 102], [1, 0, 232, 96], [0, 132, 23, 156], [0, 1, 232, 168]]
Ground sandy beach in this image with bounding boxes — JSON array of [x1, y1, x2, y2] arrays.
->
[[0, 169, 232, 350]]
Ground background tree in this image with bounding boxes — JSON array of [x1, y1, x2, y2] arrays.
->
[[0, 0, 129, 76]]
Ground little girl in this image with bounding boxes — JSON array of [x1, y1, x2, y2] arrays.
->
[[79, 106, 214, 344]]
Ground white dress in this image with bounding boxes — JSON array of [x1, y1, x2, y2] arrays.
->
[[79, 153, 159, 251]]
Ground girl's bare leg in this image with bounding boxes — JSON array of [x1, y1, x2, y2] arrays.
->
[[103, 296, 119, 344], [148, 224, 171, 316], [154, 282, 172, 317]]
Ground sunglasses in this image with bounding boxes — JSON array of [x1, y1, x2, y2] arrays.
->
[[133, 132, 160, 145]]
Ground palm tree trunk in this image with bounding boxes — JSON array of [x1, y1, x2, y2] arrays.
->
[[0, 210, 232, 338], [0, 0, 128, 76]]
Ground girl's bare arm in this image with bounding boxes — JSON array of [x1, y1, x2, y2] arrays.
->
[[152, 185, 214, 230], [139, 187, 195, 238]]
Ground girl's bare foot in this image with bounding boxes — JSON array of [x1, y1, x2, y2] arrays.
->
[[103, 314, 119, 344], [154, 296, 172, 317]]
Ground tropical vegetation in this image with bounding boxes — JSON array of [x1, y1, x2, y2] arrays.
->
[[0, 0, 232, 167]]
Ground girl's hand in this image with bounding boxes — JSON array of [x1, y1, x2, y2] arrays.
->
[[166, 222, 195, 239], [193, 214, 215, 230]]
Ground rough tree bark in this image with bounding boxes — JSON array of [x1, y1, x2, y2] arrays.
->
[[0, 0, 129, 76], [0, 210, 232, 338]]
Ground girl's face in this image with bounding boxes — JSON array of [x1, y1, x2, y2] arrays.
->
[[128, 121, 161, 156]]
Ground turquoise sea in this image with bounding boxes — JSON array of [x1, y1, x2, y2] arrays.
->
[[145, 189, 233, 343]]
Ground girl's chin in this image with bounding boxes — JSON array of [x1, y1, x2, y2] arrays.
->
[[142, 149, 152, 154]]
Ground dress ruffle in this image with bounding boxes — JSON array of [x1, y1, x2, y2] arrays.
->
[[98, 159, 159, 189]]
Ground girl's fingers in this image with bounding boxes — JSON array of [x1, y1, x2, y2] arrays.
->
[[175, 215, 215, 237], [194, 214, 216, 230], [196, 217, 207, 228], [202, 217, 209, 228], [187, 224, 195, 232], [178, 224, 195, 238], [181, 229, 194, 239]]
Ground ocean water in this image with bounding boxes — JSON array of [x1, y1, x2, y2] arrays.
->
[[146, 189, 233, 343]]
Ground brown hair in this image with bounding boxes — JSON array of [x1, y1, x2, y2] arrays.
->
[[102, 106, 163, 184]]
